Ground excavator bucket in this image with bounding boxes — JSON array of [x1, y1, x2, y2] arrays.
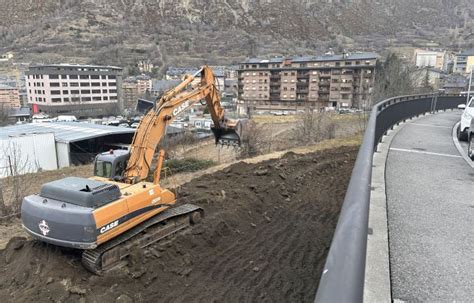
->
[[211, 119, 247, 146]]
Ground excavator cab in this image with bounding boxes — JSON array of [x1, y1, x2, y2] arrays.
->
[[94, 149, 130, 180]]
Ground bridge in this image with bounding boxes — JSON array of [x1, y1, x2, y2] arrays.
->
[[314, 94, 472, 302]]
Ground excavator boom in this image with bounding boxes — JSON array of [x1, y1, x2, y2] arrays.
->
[[124, 66, 243, 183]]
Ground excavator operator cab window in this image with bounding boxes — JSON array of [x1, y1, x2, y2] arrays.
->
[[94, 160, 112, 178]]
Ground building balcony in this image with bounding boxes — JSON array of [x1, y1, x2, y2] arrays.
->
[[297, 73, 309, 79], [270, 74, 281, 79]]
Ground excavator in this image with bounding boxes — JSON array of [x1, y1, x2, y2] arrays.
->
[[21, 66, 244, 274]]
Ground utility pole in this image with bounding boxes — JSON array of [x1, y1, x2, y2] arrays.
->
[[467, 67, 473, 104]]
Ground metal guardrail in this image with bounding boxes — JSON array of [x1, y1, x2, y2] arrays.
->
[[314, 94, 465, 303]]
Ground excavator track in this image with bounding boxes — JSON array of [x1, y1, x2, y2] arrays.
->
[[82, 204, 203, 274]]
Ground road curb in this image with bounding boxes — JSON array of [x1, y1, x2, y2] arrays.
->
[[364, 113, 432, 303]]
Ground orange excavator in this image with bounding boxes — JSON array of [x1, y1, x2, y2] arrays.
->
[[21, 66, 244, 273]]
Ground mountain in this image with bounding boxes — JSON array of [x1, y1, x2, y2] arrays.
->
[[0, 0, 472, 74]]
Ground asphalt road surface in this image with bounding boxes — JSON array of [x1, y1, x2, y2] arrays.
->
[[386, 111, 474, 301]]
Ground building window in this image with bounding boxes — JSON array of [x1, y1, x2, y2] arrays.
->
[[335, 62, 340, 67], [102, 82, 108, 86], [101, 75, 107, 79], [63, 97, 70, 102], [62, 83, 68, 87], [110, 96, 117, 100], [284, 72, 288, 76], [51, 98, 62, 102], [51, 90, 61, 95], [82, 96, 91, 101], [91, 82, 101, 87], [291, 72, 295, 76], [50, 82, 60, 87], [62, 90, 68, 94], [103, 96, 108, 100], [91, 75, 100, 79], [108, 75, 116, 79], [70, 82, 79, 87], [49, 74, 59, 79], [71, 90, 80, 94], [80, 75, 89, 79], [81, 90, 91, 94], [345, 61, 352, 66], [70, 75, 78, 79], [93, 96, 102, 101], [61, 75, 67, 79], [102, 89, 108, 93], [92, 89, 101, 94], [80, 82, 90, 87], [71, 97, 80, 102]]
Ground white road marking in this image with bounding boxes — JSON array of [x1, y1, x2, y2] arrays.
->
[[410, 123, 452, 129], [389, 147, 462, 158]]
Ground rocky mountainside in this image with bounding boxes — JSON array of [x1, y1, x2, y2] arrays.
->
[[0, 0, 472, 73]]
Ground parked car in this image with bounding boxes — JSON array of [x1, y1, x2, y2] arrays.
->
[[457, 96, 474, 142], [467, 109, 474, 160]]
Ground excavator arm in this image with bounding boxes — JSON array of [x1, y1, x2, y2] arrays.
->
[[123, 66, 242, 183]]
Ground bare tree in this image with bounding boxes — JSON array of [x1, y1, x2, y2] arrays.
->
[[0, 141, 39, 216], [239, 121, 265, 158], [292, 110, 336, 145], [0, 103, 10, 127], [371, 53, 419, 104]]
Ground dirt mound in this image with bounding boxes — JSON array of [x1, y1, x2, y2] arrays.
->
[[0, 146, 357, 303]]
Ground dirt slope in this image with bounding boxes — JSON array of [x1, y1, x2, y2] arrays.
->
[[0, 146, 357, 302]]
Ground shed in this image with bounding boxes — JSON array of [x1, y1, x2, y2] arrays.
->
[[0, 122, 135, 169]]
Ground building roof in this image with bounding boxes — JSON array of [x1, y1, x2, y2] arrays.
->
[[166, 66, 226, 78], [28, 63, 122, 71], [0, 122, 135, 143], [152, 79, 181, 91], [0, 84, 17, 90], [8, 107, 30, 117], [459, 48, 474, 56], [242, 52, 379, 64]]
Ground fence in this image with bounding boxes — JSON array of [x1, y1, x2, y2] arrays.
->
[[314, 94, 465, 302]]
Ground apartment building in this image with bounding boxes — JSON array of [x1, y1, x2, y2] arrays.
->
[[238, 53, 378, 111], [26, 64, 123, 117], [453, 49, 474, 74], [0, 84, 21, 108], [122, 75, 152, 109]]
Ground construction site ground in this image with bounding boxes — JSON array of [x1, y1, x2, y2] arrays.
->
[[0, 114, 361, 302]]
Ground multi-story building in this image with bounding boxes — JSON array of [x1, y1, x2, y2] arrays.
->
[[25, 64, 123, 117], [122, 75, 152, 109], [453, 49, 474, 74], [0, 84, 21, 108], [413, 49, 446, 71], [238, 53, 378, 111], [136, 75, 152, 95], [122, 81, 139, 110]]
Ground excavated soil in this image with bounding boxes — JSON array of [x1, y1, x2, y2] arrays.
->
[[0, 146, 357, 303]]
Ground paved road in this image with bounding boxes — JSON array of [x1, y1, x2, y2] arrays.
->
[[386, 111, 474, 301]]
